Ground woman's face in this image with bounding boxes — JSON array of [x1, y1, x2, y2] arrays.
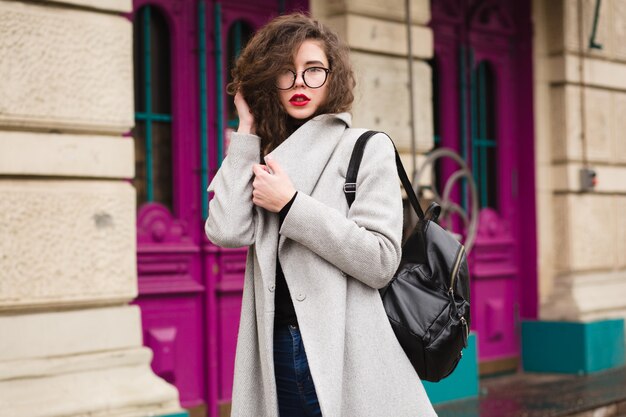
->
[[277, 40, 330, 120]]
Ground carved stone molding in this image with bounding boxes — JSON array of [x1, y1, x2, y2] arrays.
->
[[147, 326, 178, 384], [431, 0, 463, 24], [137, 203, 191, 245], [476, 208, 511, 240], [468, 0, 515, 35], [431, 0, 515, 36]]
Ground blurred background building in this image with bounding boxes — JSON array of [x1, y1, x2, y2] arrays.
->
[[0, 0, 624, 416]]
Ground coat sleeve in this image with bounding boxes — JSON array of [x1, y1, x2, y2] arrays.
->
[[204, 132, 260, 248], [279, 133, 403, 289]]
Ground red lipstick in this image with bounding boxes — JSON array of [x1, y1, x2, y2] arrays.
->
[[289, 94, 310, 107]]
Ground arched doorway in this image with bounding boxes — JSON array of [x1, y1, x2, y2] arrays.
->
[[129, 2, 307, 416], [430, 0, 537, 376]]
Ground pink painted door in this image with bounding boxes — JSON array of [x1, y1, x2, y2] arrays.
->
[[430, 0, 537, 375], [129, 1, 307, 416]]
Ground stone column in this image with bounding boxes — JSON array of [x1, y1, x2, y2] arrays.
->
[[534, 0, 626, 323], [525, 0, 626, 374], [0, 1, 181, 415], [310, 0, 434, 175]]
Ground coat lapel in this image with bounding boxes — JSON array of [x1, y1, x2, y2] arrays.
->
[[265, 113, 351, 196], [254, 113, 351, 292]]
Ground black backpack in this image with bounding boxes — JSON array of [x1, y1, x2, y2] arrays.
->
[[344, 131, 471, 382]]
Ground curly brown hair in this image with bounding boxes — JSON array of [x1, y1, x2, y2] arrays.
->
[[227, 13, 355, 156]]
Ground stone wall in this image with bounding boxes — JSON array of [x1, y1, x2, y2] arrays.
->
[[534, 0, 626, 323], [311, 0, 434, 172], [0, 1, 181, 415]]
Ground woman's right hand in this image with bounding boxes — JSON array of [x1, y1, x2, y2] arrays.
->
[[234, 91, 255, 135]]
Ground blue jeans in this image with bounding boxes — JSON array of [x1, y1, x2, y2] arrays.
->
[[273, 324, 323, 417]]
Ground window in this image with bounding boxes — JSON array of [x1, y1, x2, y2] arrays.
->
[[471, 61, 497, 209], [133, 5, 173, 210]]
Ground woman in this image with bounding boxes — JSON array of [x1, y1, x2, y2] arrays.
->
[[205, 12, 437, 417]]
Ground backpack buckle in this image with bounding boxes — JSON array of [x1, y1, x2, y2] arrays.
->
[[343, 183, 357, 193]]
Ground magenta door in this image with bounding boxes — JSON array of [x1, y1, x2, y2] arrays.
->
[[129, 1, 307, 416], [430, 0, 537, 375]]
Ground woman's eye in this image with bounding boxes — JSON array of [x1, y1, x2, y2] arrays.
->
[[307, 67, 324, 73], [277, 70, 294, 81]]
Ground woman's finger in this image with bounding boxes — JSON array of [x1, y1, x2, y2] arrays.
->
[[235, 91, 255, 134], [252, 164, 267, 177]]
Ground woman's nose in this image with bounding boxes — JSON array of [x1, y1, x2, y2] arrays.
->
[[293, 71, 305, 87]]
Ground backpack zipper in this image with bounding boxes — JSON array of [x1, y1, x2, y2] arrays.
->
[[449, 245, 469, 348], [448, 244, 466, 296]]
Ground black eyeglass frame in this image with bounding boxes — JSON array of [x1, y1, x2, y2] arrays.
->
[[275, 67, 331, 90]]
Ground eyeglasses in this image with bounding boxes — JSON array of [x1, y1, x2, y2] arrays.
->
[[276, 67, 331, 90]]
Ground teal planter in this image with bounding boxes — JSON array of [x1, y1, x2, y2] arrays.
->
[[157, 413, 188, 417], [423, 333, 479, 404], [522, 319, 625, 374]]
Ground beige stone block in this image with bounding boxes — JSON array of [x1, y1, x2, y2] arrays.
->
[[537, 178, 557, 304], [584, 88, 612, 162], [411, 60, 433, 152], [312, 0, 430, 25], [533, 1, 560, 304], [543, 270, 626, 321], [572, 195, 617, 271], [0, 354, 180, 417], [563, 0, 581, 53], [0, 345, 151, 380], [613, 0, 626, 61], [550, 85, 582, 161], [545, 0, 565, 54], [572, 272, 626, 317], [613, 92, 626, 162], [0, 306, 183, 417], [582, 58, 626, 91], [351, 52, 433, 154], [0, 180, 136, 310], [616, 197, 626, 268], [553, 163, 626, 193], [42, 0, 132, 13], [547, 54, 576, 84], [350, 51, 408, 141], [0, 131, 134, 178], [548, 84, 618, 164], [0, 306, 141, 361], [553, 194, 616, 273], [324, 14, 432, 59], [310, 0, 330, 17], [549, 54, 626, 91], [552, 195, 571, 273], [563, 0, 613, 58], [0, 1, 133, 134]]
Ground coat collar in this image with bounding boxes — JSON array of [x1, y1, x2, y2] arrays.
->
[[265, 113, 351, 197], [255, 113, 351, 290]]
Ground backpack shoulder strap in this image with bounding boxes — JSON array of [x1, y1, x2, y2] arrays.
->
[[344, 131, 378, 207], [344, 131, 425, 220]]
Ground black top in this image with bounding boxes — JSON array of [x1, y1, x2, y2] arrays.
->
[[275, 192, 298, 326]]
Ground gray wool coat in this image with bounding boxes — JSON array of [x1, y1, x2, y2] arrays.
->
[[205, 113, 437, 417]]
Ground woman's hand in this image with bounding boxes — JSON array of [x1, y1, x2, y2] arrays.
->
[[234, 91, 255, 134], [252, 157, 296, 213]]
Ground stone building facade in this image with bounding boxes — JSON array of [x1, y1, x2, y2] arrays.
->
[[1, 0, 625, 416], [534, 0, 626, 323], [0, 1, 182, 416]]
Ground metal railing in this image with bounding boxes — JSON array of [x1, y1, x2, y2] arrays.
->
[[413, 148, 479, 253]]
